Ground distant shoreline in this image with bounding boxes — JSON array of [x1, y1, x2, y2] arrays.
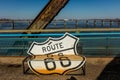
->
[[0, 18, 120, 21]]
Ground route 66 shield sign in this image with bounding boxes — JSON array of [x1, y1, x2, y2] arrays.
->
[[27, 33, 86, 75]]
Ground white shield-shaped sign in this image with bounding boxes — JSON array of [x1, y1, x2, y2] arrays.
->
[[27, 33, 86, 75]]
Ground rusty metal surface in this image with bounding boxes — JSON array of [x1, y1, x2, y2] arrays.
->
[[27, 0, 69, 30]]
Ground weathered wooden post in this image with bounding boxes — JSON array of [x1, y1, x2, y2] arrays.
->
[[12, 20, 15, 30], [64, 19, 66, 28], [118, 20, 120, 27], [75, 19, 78, 28], [86, 20, 89, 28], [110, 20, 112, 28], [94, 20, 96, 28], [101, 20, 104, 27]]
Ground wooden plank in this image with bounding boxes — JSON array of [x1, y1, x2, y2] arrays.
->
[[1, 28, 120, 33]]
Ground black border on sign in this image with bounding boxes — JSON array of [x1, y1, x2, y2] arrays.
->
[[27, 33, 85, 75]]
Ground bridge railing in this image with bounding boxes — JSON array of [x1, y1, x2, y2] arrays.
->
[[0, 19, 120, 29], [0, 33, 120, 57]]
